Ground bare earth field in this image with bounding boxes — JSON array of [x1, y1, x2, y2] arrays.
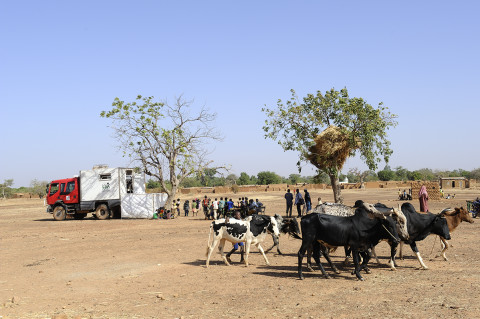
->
[[1, 188, 480, 319]]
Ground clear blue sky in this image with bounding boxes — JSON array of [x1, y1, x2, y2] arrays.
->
[[1, 1, 479, 187]]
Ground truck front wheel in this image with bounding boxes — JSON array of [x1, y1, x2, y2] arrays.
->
[[95, 204, 110, 220], [53, 206, 66, 221]]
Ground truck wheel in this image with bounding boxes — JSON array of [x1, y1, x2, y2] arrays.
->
[[74, 213, 87, 220], [53, 206, 66, 221], [95, 204, 110, 220]]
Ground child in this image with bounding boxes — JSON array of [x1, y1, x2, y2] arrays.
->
[[183, 199, 190, 217]]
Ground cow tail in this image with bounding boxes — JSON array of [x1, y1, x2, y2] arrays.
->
[[206, 222, 213, 257]]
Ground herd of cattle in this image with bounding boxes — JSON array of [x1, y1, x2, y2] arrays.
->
[[205, 200, 474, 281]]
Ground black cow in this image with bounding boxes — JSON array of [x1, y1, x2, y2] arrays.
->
[[396, 202, 451, 269], [297, 205, 400, 281]]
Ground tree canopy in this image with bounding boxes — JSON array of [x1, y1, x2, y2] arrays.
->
[[263, 87, 398, 202], [101, 95, 223, 209]]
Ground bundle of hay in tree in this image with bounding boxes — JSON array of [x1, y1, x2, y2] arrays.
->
[[306, 125, 360, 170]]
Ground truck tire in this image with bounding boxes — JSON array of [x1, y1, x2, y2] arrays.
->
[[53, 206, 66, 221], [95, 204, 110, 220]]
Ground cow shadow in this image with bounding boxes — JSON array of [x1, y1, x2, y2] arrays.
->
[[184, 259, 208, 267], [252, 264, 358, 281]]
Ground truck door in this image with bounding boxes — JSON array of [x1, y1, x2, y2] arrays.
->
[[62, 180, 79, 204], [46, 183, 60, 205]]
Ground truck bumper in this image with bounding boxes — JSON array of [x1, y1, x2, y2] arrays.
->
[[46, 205, 53, 213]]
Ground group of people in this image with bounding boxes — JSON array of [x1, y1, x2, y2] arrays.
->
[[284, 188, 312, 218], [398, 189, 412, 200], [161, 196, 265, 220]]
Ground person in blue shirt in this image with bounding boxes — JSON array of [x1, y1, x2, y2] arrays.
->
[[225, 210, 245, 264], [294, 189, 304, 218]]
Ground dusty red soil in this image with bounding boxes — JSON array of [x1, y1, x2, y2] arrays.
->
[[1, 188, 480, 319]]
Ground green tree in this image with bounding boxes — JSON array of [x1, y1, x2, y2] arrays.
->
[[225, 174, 238, 186], [256, 171, 282, 185], [237, 172, 251, 185], [407, 170, 422, 181], [347, 167, 371, 184], [263, 88, 397, 203], [101, 95, 224, 210], [377, 168, 395, 181], [1, 179, 14, 199], [288, 174, 301, 185], [30, 179, 48, 198], [470, 168, 480, 180], [394, 166, 409, 181]]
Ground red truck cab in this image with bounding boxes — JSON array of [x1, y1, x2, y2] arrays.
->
[[46, 177, 80, 220]]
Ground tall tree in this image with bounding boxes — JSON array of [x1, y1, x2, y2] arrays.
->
[[1, 179, 14, 199], [256, 171, 282, 185], [101, 95, 223, 209], [263, 88, 397, 203], [30, 179, 48, 198]]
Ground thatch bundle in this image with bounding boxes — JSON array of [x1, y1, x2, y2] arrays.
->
[[306, 125, 359, 170]]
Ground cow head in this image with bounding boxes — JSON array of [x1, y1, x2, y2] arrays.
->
[[433, 211, 452, 240], [268, 215, 281, 238], [373, 203, 409, 241], [445, 207, 475, 224], [280, 217, 302, 239], [380, 215, 401, 244]]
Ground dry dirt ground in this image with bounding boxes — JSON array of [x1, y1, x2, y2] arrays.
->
[[1, 188, 480, 319]]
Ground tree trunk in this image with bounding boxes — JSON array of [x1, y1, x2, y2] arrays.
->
[[329, 173, 343, 204], [164, 187, 177, 211]]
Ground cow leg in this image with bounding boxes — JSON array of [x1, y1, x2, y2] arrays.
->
[[371, 246, 381, 265], [410, 242, 428, 270], [205, 238, 219, 267], [256, 243, 270, 266], [264, 233, 282, 255], [351, 249, 365, 281], [244, 241, 251, 267], [389, 241, 398, 270], [359, 251, 371, 274], [298, 237, 314, 280], [438, 237, 449, 261], [274, 235, 283, 255], [343, 246, 352, 266], [306, 244, 314, 272], [309, 241, 328, 278], [319, 245, 340, 274], [218, 239, 230, 266], [399, 241, 405, 259]]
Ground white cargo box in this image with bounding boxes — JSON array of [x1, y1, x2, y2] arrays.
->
[[121, 193, 168, 218], [80, 167, 146, 202]]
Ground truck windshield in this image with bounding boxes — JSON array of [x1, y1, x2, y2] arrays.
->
[[49, 183, 59, 195]]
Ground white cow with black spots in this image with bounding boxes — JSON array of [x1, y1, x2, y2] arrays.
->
[[205, 214, 281, 267]]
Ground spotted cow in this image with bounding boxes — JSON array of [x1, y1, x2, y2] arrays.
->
[[205, 214, 281, 267]]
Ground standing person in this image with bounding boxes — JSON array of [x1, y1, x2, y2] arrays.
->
[[212, 198, 219, 219], [226, 198, 234, 217], [303, 189, 312, 214], [183, 199, 190, 217], [419, 185, 429, 212], [218, 197, 225, 218], [191, 198, 197, 216], [175, 199, 181, 217], [294, 189, 304, 218], [202, 196, 210, 220], [284, 189, 294, 217], [195, 198, 201, 217]]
